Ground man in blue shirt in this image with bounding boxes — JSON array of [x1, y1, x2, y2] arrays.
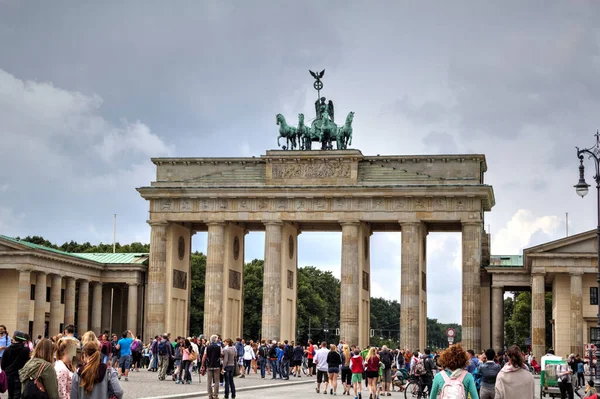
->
[[466, 349, 480, 374], [117, 330, 134, 381], [0, 325, 10, 361]]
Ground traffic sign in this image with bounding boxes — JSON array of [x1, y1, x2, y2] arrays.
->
[[446, 328, 456, 338]]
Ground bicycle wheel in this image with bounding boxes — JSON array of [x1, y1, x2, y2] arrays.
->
[[302, 357, 309, 375], [404, 381, 423, 399]]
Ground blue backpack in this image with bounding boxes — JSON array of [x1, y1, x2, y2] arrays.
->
[[158, 340, 168, 356], [577, 362, 584, 374]]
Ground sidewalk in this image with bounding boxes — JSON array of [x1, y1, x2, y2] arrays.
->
[[127, 369, 314, 399]]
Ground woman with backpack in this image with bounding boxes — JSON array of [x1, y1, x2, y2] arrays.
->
[[19, 338, 59, 399], [428, 344, 479, 399], [71, 342, 123, 399], [494, 345, 534, 399]]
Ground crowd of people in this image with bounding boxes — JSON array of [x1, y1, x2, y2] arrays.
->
[[1, 321, 598, 399]]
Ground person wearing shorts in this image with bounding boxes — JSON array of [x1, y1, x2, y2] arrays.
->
[[307, 340, 316, 376], [314, 341, 330, 394], [350, 349, 364, 398]]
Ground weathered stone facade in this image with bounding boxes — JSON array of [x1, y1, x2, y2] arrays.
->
[[138, 149, 495, 348]]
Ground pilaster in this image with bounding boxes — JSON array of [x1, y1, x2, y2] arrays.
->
[[491, 283, 504, 352]]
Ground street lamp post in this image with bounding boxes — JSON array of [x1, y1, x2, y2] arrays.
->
[[574, 131, 600, 381]]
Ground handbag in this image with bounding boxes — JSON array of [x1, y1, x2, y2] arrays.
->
[[107, 367, 118, 399], [234, 358, 241, 377], [0, 368, 7, 393], [188, 350, 197, 362], [22, 362, 49, 399]]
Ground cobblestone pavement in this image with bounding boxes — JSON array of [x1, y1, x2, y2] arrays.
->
[[124, 369, 314, 399]]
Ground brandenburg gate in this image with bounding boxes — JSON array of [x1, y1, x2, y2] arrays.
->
[[137, 72, 495, 350]]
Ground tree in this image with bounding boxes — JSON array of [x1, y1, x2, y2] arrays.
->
[[189, 251, 206, 336], [242, 259, 264, 339]]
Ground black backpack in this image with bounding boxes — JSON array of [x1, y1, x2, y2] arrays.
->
[[380, 351, 392, 368]]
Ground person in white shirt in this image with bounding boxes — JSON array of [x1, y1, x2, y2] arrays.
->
[[314, 341, 330, 394]]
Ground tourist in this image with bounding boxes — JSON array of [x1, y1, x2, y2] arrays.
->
[[19, 338, 59, 399], [258, 339, 269, 379], [365, 347, 380, 399], [292, 341, 304, 377], [478, 348, 501, 399], [467, 349, 481, 374], [55, 339, 75, 399], [281, 340, 291, 379], [130, 335, 143, 372], [243, 339, 255, 376], [327, 344, 342, 395], [494, 345, 534, 399], [149, 335, 159, 372], [428, 344, 479, 399], [222, 338, 236, 399], [419, 348, 435, 394], [341, 344, 352, 395], [307, 339, 316, 377], [235, 338, 245, 378], [116, 330, 133, 381], [98, 334, 111, 365], [177, 339, 193, 385], [201, 334, 222, 399], [379, 345, 393, 396], [314, 341, 330, 394], [350, 348, 364, 399], [1, 331, 30, 399], [584, 380, 597, 398], [71, 342, 123, 399], [157, 334, 173, 381], [268, 341, 279, 379], [0, 325, 10, 363], [110, 334, 120, 371], [80, 331, 98, 347], [172, 338, 182, 382]]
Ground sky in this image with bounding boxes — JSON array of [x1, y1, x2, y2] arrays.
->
[[1, 1, 600, 324]]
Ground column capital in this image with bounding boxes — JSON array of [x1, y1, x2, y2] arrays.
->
[[35, 270, 48, 275], [461, 221, 483, 227], [78, 278, 89, 283], [206, 221, 227, 227], [491, 283, 504, 289], [399, 221, 421, 227], [147, 220, 169, 227], [262, 220, 283, 226], [531, 269, 546, 277], [339, 220, 360, 227], [569, 269, 584, 276], [127, 282, 140, 286], [16, 266, 32, 273], [92, 281, 103, 286]]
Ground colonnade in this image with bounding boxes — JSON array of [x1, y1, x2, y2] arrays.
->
[[15, 268, 140, 338], [146, 219, 483, 350]]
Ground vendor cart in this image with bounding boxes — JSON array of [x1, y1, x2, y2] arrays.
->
[[540, 357, 566, 398]]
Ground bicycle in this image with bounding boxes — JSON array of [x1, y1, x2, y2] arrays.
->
[[404, 375, 429, 399], [301, 353, 310, 376]]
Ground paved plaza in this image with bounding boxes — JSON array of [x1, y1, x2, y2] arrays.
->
[[124, 371, 546, 399]]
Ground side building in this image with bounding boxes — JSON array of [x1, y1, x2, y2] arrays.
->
[[485, 230, 599, 360], [0, 235, 149, 339]]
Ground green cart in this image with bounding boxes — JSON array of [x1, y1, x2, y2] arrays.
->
[[540, 358, 566, 398]]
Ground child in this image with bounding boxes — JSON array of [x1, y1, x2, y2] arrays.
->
[[350, 348, 364, 399], [585, 380, 597, 398]]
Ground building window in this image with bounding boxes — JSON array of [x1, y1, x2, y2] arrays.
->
[[592, 287, 598, 306], [46, 287, 50, 302], [30, 285, 35, 300], [422, 271, 427, 292], [60, 289, 65, 304], [591, 327, 600, 343]]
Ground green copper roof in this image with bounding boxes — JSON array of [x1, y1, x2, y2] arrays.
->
[[0, 235, 148, 265], [74, 252, 148, 264], [489, 255, 523, 267], [0, 234, 90, 261]]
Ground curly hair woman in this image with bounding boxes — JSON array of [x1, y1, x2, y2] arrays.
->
[[428, 344, 479, 399], [71, 342, 123, 399]]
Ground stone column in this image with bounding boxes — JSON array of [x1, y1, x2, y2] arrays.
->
[[570, 271, 583, 355], [91, 282, 102, 333], [491, 284, 504, 352], [16, 268, 31, 332], [101, 285, 112, 333], [400, 222, 420, 350], [49, 274, 62, 337], [462, 222, 482, 352], [340, 221, 360, 346], [147, 221, 168, 338], [204, 222, 226, 337], [64, 277, 76, 327], [33, 272, 47, 338], [78, 279, 89, 334], [127, 283, 139, 333], [531, 272, 546, 361], [262, 221, 283, 341]]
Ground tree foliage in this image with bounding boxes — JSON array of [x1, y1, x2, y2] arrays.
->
[[18, 235, 150, 253], [504, 291, 552, 351]]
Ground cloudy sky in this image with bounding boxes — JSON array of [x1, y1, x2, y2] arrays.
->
[[1, 1, 600, 324]]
